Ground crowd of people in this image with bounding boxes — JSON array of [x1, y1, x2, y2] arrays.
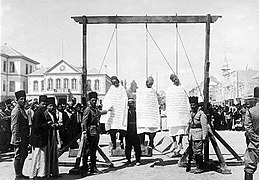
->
[[209, 103, 248, 131], [0, 92, 86, 179], [0, 77, 258, 180]]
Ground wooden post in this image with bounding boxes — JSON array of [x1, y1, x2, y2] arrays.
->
[[203, 14, 211, 163], [82, 16, 87, 100]]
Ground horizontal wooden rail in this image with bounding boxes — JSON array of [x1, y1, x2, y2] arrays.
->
[[72, 15, 222, 24]]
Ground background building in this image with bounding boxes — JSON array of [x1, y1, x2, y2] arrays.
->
[[0, 44, 39, 101], [28, 60, 112, 103], [189, 76, 221, 104], [189, 56, 259, 106]]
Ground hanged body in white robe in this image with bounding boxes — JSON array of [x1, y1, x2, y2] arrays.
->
[[166, 84, 190, 136], [136, 87, 160, 134], [100, 85, 128, 131]]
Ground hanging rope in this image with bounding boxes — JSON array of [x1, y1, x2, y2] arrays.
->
[[115, 22, 118, 77], [145, 23, 149, 79], [146, 28, 175, 75], [175, 13, 178, 76], [98, 26, 116, 74], [176, 27, 204, 100]]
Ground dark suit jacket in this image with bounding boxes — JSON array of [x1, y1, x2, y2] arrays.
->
[[30, 107, 49, 147], [10, 104, 29, 146], [44, 110, 59, 142]]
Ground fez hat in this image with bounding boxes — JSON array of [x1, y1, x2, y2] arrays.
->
[[0, 101, 5, 108], [15, 90, 26, 100], [47, 97, 56, 106], [88, 91, 98, 99], [58, 98, 66, 105], [5, 99, 11, 105], [198, 102, 204, 107], [111, 76, 119, 82], [39, 95, 48, 103], [189, 96, 198, 104], [254, 87, 259, 98], [170, 74, 178, 80]]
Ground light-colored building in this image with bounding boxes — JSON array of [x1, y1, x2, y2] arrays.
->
[[0, 44, 40, 101], [28, 60, 112, 104], [189, 76, 221, 103], [220, 56, 259, 105]]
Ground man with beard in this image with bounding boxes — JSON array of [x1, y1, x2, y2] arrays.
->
[[11, 90, 29, 179], [45, 97, 59, 178], [30, 95, 51, 179]]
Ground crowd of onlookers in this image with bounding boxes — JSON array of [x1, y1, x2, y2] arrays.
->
[[0, 97, 92, 153], [209, 103, 248, 131]]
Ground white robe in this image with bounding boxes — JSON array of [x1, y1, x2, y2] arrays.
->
[[166, 84, 190, 136], [136, 87, 160, 134], [100, 85, 128, 131]]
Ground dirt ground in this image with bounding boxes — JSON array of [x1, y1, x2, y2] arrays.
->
[[1, 131, 259, 180]]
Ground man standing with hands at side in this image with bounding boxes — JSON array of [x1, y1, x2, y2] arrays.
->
[[244, 87, 259, 180], [186, 96, 208, 174], [11, 90, 29, 180], [125, 97, 141, 166]]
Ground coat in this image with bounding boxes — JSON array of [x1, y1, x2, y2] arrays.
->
[[30, 107, 49, 147], [10, 104, 29, 146], [82, 106, 101, 137], [245, 102, 259, 149], [187, 110, 208, 141]]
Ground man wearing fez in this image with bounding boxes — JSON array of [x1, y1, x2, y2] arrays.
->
[[125, 98, 141, 166], [45, 97, 59, 177], [56, 98, 69, 148], [81, 91, 112, 176], [11, 90, 29, 179], [185, 96, 208, 174], [29, 95, 50, 179], [244, 87, 259, 180]]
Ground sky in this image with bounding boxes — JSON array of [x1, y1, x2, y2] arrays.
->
[[1, 0, 259, 92]]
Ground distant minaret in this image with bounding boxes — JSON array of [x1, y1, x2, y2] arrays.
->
[[221, 52, 230, 78]]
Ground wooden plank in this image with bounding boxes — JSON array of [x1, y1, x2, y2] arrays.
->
[[71, 15, 221, 24]]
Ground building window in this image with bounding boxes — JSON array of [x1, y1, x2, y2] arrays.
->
[[26, 64, 28, 74], [72, 79, 77, 90], [64, 78, 69, 89], [3, 80, 6, 91], [56, 79, 61, 89], [41, 80, 44, 91], [48, 78, 53, 90], [23, 81, 27, 92], [9, 81, 15, 92], [94, 79, 100, 91], [3, 61, 7, 72], [33, 81, 38, 92], [30, 65, 32, 73], [10, 62, 15, 73], [87, 80, 91, 91]]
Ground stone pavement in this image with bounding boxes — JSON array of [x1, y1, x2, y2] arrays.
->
[[1, 131, 259, 180]]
